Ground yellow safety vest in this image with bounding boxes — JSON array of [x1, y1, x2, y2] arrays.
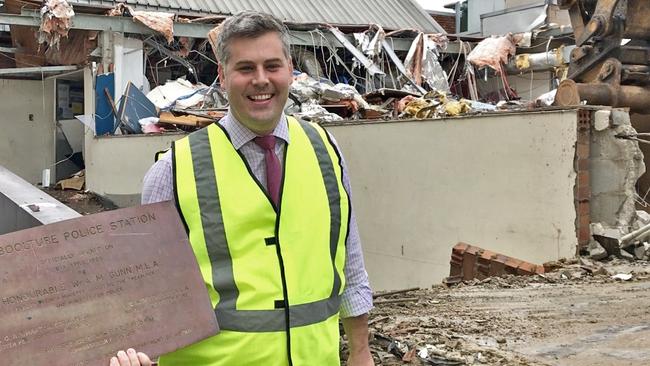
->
[[161, 116, 350, 366]]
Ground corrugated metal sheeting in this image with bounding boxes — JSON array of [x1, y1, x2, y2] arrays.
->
[[70, 0, 445, 33]]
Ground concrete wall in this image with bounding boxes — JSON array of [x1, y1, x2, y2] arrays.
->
[[80, 109, 583, 290], [84, 131, 184, 207], [590, 109, 645, 227], [467, 0, 505, 35], [0, 165, 80, 235], [504, 0, 543, 8], [0, 79, 55, 184], [328, 110, 580, 290]]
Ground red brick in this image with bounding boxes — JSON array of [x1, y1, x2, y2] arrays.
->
[[576, 142, 590, 159], [577, 171, 590, 187], [465, 245, 482, 256], [577, 158, 590, 171], [516, 262, 537, 275], [480, 250, 497, 261], [576, 186, 591, 200], [504, 257, 523, 270], [476, 250, 496, 279], [446, 244, 546, 282], [452, 242, 469, 255], [449, 262, 462, 277], [488, 259, 506, 277], [577, 201, 590, 217], [462, 251, 479, 281], [578, 225, 591, 246]]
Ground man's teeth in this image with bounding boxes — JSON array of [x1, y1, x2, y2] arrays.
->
[[250, 94, 272, 101]]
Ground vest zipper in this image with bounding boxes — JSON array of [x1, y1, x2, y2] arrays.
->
[[275, 144, 293, 366]]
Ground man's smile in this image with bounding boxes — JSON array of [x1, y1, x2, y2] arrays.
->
[[248, 94, 274, 101]]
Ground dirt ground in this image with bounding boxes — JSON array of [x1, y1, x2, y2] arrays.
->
[[358, 258, 650, 366], [41, 187, 115, 215]]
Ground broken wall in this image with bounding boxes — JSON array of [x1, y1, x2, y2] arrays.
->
[[83, 132, 184, 207], [0, 79, 55, 184], [328, 110, 580, 290], [630, 113, 650, 210], [590, 109, 645, 227]]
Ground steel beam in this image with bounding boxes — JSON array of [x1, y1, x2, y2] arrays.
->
[[0, 65, 79, 75], [0, 11, 214, 39]]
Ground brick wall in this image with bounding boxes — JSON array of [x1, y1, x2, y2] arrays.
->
[[575, 109, 592, 251], [432, 14, 455, 34]]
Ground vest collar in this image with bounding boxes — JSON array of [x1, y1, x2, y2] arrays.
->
[[221, 112, 290, 150]]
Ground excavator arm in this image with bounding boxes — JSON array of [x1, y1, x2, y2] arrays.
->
[[555, 0, 650, 112]]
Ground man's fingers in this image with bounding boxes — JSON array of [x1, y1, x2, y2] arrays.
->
[[110, 356, 119, 366], [137, 351, 152, 366], [127, 348, 140, 366], [117, 350, 130, 365]]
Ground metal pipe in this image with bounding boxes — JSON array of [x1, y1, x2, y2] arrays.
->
[[620, 222, 650, 247], [555, 79, 650, 113], [506, 46, 574, 74]]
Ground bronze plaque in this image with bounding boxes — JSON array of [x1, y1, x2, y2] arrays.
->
[[0, 201, 219, 365]]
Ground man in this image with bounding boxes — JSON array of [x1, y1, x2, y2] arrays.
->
[[111, 11, 373, 366]]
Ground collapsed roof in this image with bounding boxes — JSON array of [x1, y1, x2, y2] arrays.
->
[[66, 0, 445, 33]]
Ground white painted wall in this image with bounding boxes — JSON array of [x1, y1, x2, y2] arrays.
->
[[0, 79, 55, 184], [113, 34, 145, 97], [504, 0, 544, 9], [84, 131, 185, 207], [328, 110, 579, 290], [80, 108, 581, 291], [467, 0, 505, 34]]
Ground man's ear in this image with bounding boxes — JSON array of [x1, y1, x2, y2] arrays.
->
[[218, 64, 225, 85], [287, 57, 294, 84]]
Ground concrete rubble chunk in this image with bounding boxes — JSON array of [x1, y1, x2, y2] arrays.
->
[[593, 109, 611, 131], [634, 243, 647, 260], [587, 239, 608, 261], [634, 210, 650, 227]]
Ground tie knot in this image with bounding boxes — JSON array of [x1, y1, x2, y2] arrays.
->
[[254, 135, 276, 151]]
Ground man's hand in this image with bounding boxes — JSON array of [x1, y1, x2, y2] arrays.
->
[[342, 314, 375, 366], [109, 349, 152, 366]]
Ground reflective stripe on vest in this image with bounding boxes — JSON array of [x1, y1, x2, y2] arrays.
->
[[168, 116, 349, 366]]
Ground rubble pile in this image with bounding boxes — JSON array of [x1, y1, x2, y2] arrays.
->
[[350, 257, 650, 365], [83, 7, 566, 136]]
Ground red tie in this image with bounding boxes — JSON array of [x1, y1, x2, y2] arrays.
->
[[254, 135, 281, 206]]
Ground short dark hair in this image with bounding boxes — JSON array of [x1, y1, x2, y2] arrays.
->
[[215, 11, 291, 66]]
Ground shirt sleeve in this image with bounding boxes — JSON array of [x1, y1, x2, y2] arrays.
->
[[326, 131, 373, 318], [141, 151, 174, 204]]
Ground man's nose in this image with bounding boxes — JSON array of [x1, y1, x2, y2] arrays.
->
[[252, 67, 269, 87]]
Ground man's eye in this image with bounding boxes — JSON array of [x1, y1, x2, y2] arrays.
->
[[267, 64, 280, 70], [238, 66, 253, 72]]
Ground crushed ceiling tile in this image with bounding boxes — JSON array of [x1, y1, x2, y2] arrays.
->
[[38, 0, 75, 50], [467, 34, 517, 74], [108, 4, 174, 44]]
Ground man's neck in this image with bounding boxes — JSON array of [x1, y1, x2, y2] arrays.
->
[[227, 111, 285, 136]]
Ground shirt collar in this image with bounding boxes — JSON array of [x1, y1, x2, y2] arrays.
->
[[220, 112, 290, 150]]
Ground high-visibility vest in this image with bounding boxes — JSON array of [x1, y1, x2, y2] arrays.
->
[[161, 116, 350, 366]]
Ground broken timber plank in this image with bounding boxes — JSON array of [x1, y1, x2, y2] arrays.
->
[[159, 111, 213, 127]]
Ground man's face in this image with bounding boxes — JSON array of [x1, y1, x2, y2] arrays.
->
[[218, 32, 294, 135]]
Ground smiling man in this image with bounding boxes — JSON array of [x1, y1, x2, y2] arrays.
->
[[112, 11, 373, 366]]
